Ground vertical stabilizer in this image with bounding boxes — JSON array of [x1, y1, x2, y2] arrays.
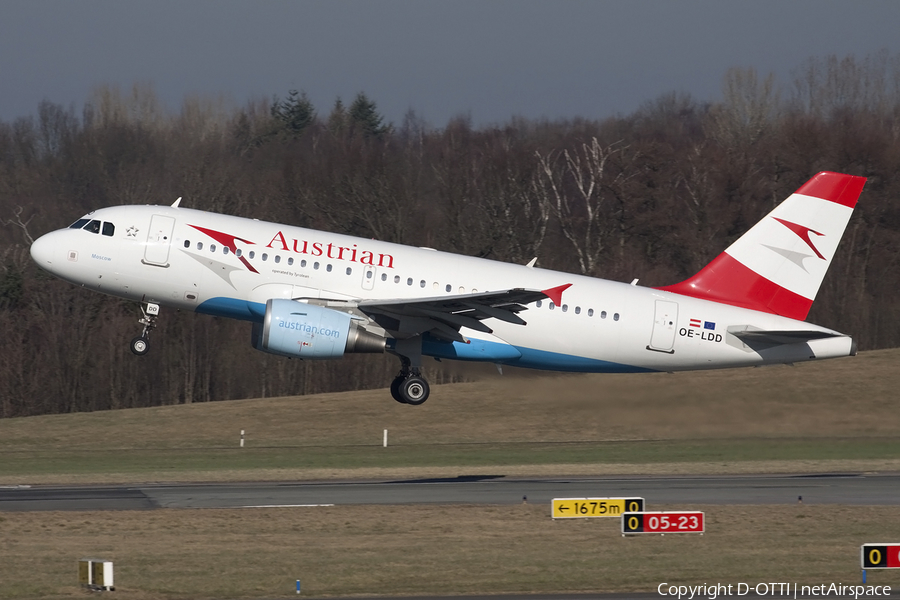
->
[[657, 171, 866, 320]]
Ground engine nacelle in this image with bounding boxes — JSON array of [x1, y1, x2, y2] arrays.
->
[[252, 299, 385, 359]]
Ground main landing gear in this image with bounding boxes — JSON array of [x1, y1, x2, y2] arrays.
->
[[130, 302, 159, 356], [390, 363, 430, 405], [389, 337, 430, 405]]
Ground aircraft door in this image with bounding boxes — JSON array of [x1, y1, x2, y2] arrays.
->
[[143, 215, 175, 267], [648, 300, 678, 353], [361, 266, 376, 291]]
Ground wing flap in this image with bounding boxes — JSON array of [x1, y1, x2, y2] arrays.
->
[[355, 285, 570, 339]]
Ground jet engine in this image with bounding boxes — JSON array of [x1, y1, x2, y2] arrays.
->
[[251, 299, 385, 359]]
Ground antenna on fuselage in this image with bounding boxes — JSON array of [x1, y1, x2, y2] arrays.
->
[[171, 197, 182, 208], [525, 257, 537, 268]]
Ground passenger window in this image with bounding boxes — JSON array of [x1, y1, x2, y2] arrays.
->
[[210, 244, 217, 252], [184, 240, 190, 248], [69, 219, 90, 229], [445, 284, 451, 292], [262, 253, 268, 261], [274, 255, 280, 263], [420, 280, 426, 288], [300, 259, 307, 267], [407, 278, 413, 286], [601, 311, 607, 319], [562, 304, 568, 312], [575, 306, 581, 315], [536, 300, 542, 308], [588, 308, 594, 317], [224, 247, 230, 255], [102, 222, 115, 236], [346, 267, 352, 275], [197, 242, 204, 250], [313, 262, 319, 270], [549, 302, 555, 310], [248, 250, 254, 259], [381, 273, 387, 281], [326, 264, 332, 272], [394, 275, 400, 284], [287, 257, 293, 265], [237, 249, 243, 258], [86, 220, 101, 234], [614, 313, 620, 321]]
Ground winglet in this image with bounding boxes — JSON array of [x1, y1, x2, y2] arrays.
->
[[542, 283, 572, 306]]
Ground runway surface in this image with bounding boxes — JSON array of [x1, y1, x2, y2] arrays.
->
[[2, 472, 899, 511]]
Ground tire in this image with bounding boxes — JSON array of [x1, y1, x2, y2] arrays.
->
[[130, 336, 150, 356], [390, 376, 407, 404], [399, 376, 429, 405]]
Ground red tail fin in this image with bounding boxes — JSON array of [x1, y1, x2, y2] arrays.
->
[[656, 172, 865, 320]]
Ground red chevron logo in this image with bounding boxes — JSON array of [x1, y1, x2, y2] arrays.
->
[[188, 224, 260, 273], [772, 217, 825, 260]]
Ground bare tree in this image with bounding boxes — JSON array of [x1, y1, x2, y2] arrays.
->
[[708, 66, 779, 148], [534, 138, 637, 275]]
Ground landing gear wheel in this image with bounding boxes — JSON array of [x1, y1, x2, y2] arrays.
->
[[399, 376, 430, 405], [132, 302, 159, 357], [130, 336, 150, 356], [390, 376, 407, 404]]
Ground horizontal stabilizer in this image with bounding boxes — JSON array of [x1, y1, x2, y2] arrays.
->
[[728, 327, 840, 346]]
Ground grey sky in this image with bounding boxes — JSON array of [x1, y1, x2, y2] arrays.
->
[[3, 0, 900, 127]]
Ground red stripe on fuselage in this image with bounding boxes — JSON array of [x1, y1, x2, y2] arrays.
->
[[655, 253, 813, 321]]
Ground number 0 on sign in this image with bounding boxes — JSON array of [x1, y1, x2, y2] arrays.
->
[[552, 497, 644, 518], [861, 544, 900, 569], [622, 511, 704, 534]]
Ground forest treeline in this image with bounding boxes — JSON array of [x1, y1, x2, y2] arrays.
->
[[2, 53, 900, 417]]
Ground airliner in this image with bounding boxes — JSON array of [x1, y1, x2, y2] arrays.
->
[[29, 171, 865, 404]]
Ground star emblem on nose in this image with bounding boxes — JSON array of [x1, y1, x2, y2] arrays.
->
[[126, 226, 139, 237]]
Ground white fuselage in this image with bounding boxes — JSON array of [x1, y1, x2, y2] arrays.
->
[[30, 204, 853, 373]]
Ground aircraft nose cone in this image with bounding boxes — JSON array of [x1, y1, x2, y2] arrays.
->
[[30, 233, 55, 269]]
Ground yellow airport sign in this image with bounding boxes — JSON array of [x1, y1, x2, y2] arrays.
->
[[552, 497, 644, 519]]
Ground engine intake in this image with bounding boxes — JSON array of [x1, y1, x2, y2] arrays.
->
[[252, 299, 385, 359]]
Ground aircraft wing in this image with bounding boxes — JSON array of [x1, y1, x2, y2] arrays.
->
[[354, 284, 571, 342]]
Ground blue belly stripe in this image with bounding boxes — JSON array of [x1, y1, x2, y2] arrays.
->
[[199, 297, 655, 374], [197, 297, 266, 322]]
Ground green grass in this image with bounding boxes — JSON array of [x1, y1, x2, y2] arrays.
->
[[4, 437, 900, 480], [2, 348, 900, 483], [4, 504, 900, 599], [3, 350, 900, 598]]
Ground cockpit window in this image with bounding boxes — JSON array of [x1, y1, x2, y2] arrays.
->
[[85, 220, 102, 234], [69, 218, 90, 229], [102, 222, 115, 237]]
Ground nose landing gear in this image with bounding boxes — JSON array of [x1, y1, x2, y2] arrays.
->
[[130, 302, 159, 356]]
